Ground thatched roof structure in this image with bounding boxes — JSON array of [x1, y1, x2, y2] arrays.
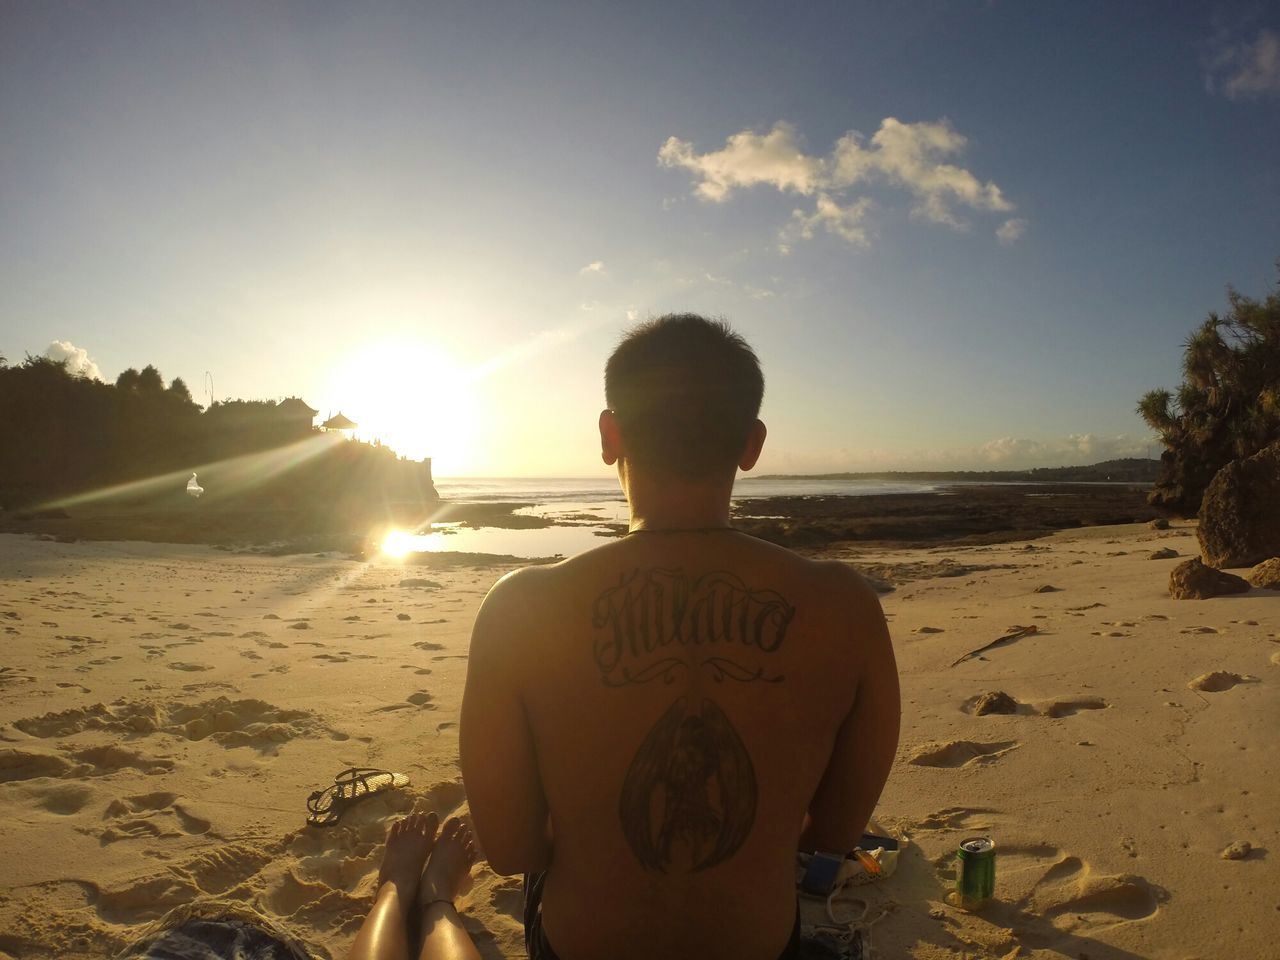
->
[[322, 412, 357, 430]]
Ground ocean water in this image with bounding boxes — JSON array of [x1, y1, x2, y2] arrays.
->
[[390, 475, 941, 560], [433, 475, 940, 502]]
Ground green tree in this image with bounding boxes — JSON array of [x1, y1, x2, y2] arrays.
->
[[1139, 266, 1280, 515], [168, 376, 195, 405], [137, 364, 164, 394], [116, 368, 141, 392]]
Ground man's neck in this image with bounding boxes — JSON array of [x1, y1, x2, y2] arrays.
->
[[621, 466, 735, 532]]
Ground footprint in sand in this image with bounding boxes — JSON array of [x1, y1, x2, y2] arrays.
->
[[413, 640, 445, 651], [372, 691, 435, 712], [1039, 868, 1164, 931], [15, 696, 346, 752], [994, 845, 1165, 936], [1188, 671, 1251, 692], [168, 662, 212, 672], [914, 806, 997, 830], [70, 745, 176, 776], [0, 666, 36, 686], [99, 791, 212, 843], [0, 748, 77, 782], [908, 740, 1019, 768], [1180, 626, 1220, 635], [1041, 696, 1109, 718], [10, 780, 96, 814]]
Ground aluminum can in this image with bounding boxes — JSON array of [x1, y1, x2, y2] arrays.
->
[[955, 836, 996, 909]]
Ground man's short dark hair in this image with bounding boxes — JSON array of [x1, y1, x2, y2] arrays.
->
[[604, 313, 764, 478]]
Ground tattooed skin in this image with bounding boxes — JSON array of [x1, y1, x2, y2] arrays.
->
[[618, 696, 757, 872], [598, 569, 793, 871], [592, 568, 795, 687]]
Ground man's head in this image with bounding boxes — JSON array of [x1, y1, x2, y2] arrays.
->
[[602, 313, 765, 480]]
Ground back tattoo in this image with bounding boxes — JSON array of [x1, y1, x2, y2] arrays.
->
[[592, 568, 795, 872]]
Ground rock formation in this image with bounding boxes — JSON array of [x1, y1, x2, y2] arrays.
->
[[1197, 440, 1280, 568], [1169, 558, 1250, 600], [1248, 558, 1280, 590]]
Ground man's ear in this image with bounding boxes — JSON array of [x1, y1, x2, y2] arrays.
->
[[599, 410, 623, 466], [738, 419, 767, 471]]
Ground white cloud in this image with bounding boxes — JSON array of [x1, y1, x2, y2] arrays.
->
[[43, 340, 102, 380], [979, 433, 1152, 466], [1207, 27, 1280, 99], [579, 260, 605, 275], [781, 193, 874, 248], [979, 436, 1046, 463], [996, 218, 1027, 245], [830, 119, 1013, 228], [658, 122, 823, 202], [660, 117, 1019, 248]]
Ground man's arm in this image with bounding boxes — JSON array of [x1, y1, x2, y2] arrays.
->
[[459, 570, 552, 876], [799, 568, 900, 853]]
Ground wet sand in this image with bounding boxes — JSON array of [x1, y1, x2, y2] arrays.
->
[[1, 518, 1276, 959]]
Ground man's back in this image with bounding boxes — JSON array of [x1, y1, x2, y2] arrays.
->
[[461, 528, 898, 960]]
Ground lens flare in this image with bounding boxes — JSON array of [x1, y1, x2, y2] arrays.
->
[[381, 529, 416, 558]]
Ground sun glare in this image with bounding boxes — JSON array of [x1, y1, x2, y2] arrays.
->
[[381, 529, 416, 558], [324, 338, 476, 474]]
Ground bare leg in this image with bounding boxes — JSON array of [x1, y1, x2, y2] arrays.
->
[[415, 817, 481, 960], [349, 811, 440, 960]]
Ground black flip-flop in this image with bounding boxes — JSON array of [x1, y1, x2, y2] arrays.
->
[[306, 767, 410, 827]]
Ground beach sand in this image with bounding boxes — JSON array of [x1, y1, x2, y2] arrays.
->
[[1, 523, 1276, 959]]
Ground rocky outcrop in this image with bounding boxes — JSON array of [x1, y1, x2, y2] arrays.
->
[[1148, 518, 1169, 530], [1169, 558, 1250, 599], [1248, 558, 1280, 590], [1197, 440, 1280, 568], [1149, 548, 1179, 560]]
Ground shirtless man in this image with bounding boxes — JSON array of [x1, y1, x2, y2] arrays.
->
[[447, 314, 899, 960]]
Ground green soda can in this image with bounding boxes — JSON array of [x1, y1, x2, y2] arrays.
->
[[955, 836, 996, 909]]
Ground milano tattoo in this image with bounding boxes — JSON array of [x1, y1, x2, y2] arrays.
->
[[593, 569, 795, 872]]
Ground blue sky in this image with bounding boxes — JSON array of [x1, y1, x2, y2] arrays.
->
[[2, 1, 1278, 476]]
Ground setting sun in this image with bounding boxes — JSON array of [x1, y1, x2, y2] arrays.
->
[[323, 339, 476, 475]]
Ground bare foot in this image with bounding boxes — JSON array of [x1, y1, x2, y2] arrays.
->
[[377, 811, 440, 911], [417, 816, 477, 914]]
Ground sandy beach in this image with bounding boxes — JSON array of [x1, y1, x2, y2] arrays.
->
[[1, 520, 1276, 960]]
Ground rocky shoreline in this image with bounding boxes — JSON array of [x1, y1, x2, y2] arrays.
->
[[728, 483, 1159, 549], [0, 483, 1159, 556]]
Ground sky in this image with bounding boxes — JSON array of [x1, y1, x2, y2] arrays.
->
[[2, 1, 1278, 477]]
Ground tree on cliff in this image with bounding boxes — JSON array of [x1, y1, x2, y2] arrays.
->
[[1139, 266, 1280, 515]]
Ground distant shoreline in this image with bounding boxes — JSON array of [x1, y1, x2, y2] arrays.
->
[[744, 457, 1159, 485], [1, 481, 1159, 556]]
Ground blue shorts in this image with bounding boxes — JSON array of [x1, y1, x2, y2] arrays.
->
[[522, 873, 806, 959]]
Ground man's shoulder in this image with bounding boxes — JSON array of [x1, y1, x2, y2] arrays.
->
[[480, 547, 609, 605]]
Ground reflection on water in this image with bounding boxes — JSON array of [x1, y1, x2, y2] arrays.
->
[[382, 522, 619, 560]]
